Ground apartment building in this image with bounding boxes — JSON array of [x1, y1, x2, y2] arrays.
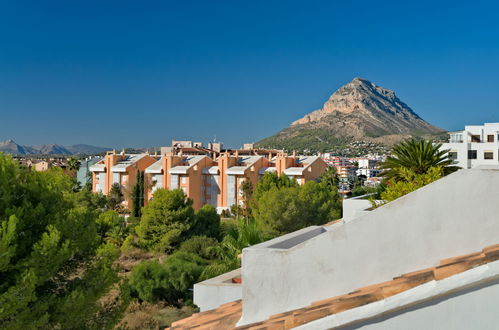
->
[[143, 150, 327, 212], [89, 151, 156, 208], [441, 122, 499, 169], [145, 153, 216, 209]]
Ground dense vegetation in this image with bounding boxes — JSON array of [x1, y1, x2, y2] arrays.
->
[[0, 154, 125, 329], [0, 152, 344, 329]]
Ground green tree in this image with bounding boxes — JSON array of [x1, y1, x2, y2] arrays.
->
[[381, 139, 455, 180], [378, 167, 444, 205], [128, 252, 207, 306], [190, 204, 221, 239], [253, 181, 341, 236], [252, 172, 298, 202], [200, 219, 264, 280], [67, 157, 81, 174], [135, 189, 195, 252], [131, 171, 145, 217], [0, 154, 120, 329], [96, 210, 127, 246], [107, 183, 124, 210], [318, 166, 340, 190], [178, 236, 219, 260]]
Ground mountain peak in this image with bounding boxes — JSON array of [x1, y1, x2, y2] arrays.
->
[[257, 78, 444, 153]]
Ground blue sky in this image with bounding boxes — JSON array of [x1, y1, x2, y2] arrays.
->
[[1, 0, 499, 148]]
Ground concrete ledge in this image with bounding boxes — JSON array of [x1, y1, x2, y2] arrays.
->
[[193, 268, 242, 312]]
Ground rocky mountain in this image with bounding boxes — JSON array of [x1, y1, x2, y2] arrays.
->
[[0, 140, 108, 155], [258, 78, 445, 154]]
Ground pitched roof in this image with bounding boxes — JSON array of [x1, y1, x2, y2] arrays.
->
[[145, 158, 163, 174], [111, 154, 148, 172], [167, 243, 499, 330]]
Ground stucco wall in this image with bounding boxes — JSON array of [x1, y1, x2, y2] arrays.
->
[[239, 168, 499, 325], [338, 277, 499, 330], [193, 268, 242, 312]]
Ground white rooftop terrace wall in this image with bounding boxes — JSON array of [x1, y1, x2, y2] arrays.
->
[[238, 167, 499, 325], [193, 268, 242, 312]]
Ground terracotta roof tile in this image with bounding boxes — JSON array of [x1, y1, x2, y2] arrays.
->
[[169, 243, 499, 330]]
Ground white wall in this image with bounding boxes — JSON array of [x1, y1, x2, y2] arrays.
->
[[193, 268, 242, 312], [239, 168, 499, 325], [342, 195, 374, 222], [337, 277, 499, 330]]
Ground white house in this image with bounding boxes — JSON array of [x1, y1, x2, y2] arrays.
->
[[441, 122, 499, 169]]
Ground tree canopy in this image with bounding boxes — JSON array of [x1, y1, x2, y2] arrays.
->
[[0, 154, 120, 329]]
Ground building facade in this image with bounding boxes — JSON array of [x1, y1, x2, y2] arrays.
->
[[441, 122, 499, 169], [143, 151, 328, 212], [89, 151, 157, 208]]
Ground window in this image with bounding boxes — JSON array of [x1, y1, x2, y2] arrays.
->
[[484, 152, 494, 160], [468, 150, 477, 159], [471, 135, 481, 142], [181, 176, 187, 184], [448, 152, 458, 160], [488, 135, 495, 142]]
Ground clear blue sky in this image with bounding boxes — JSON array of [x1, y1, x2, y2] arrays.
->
[[1, 0, 499, 148]]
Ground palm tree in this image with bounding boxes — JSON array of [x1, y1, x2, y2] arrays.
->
[[67, 157, 80, 172], [381, 139, 456, 180], [200, 219, 264, 280]]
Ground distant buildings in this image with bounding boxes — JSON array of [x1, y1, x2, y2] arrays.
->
[[89, 143, 328, 212], [77, 156, 102, 186], [441, 122, 499, 169]]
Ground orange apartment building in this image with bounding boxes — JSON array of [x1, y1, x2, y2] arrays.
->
[[89, 151, 157, 208], [143, 150, 327, 212]]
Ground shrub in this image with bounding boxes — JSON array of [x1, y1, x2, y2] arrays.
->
[[190, 205, 220, 239], [253, 181, 341, 235], [178, 236, 219, 260], [128, 260, 171, 303], [128, 252, 208, 306]]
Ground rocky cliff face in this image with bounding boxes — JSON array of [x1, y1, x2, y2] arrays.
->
[[291, 77, 442, 136], [257, 78, 444, 153]]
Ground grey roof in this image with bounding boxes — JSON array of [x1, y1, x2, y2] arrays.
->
[[89, 163, 105, 172], [111, 154, 148, 172], [258, 167, 277, 175], [145, 159, 163, 174], [227, 155, 263, 175], [169, 166, 191, 174], [284, 167, 306, 175], [168, 155, 208, 175], [226, 166, 249, 175], [295, 156, 320, 164], [202, 166, 219, 175]]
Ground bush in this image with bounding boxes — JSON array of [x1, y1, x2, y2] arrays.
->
[[128, 252, 208, 306], [128, 260, 171, 303], [190, 205, 221, 239], [253, 181, 341, 235], [178, 236, 219, 260]]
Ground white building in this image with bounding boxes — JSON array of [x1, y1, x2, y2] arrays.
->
[[441, 122, 499, 169], [172, 167, 499, 329]]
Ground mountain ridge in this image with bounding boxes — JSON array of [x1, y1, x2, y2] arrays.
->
[[0, 140, 109, 155], [257, 78, 446, 155]]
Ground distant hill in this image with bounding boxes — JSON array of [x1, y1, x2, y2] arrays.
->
[[257, 78, 446, 155], [0, 139, 109, 155]]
